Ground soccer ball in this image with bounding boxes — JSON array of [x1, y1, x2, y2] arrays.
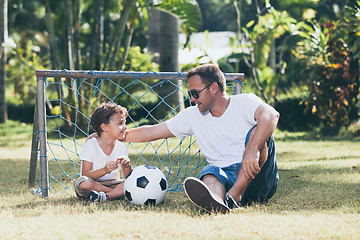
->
[[124, 165, 168, 205]]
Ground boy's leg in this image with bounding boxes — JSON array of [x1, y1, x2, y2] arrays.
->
[[75, 177, 119, 198], [87, 180, 124, 202], [74, 176, 93, 199], [102, 180, 125, 200]]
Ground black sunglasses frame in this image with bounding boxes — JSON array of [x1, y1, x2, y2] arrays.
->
[[188, 83, 213, 100]]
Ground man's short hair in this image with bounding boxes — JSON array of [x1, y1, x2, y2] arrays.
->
[[90, 102, 128, 136], [186, 64, 226, 92]]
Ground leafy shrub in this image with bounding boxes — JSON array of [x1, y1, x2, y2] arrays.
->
[[275, 97, 320, 132]]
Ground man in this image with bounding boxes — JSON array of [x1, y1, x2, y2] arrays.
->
[[125, 64, 279, 213]]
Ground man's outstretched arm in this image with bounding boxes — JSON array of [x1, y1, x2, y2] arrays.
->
[[124, 122, 175, 143]]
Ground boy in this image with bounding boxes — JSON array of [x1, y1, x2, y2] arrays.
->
[[74, 102, 132, 203]]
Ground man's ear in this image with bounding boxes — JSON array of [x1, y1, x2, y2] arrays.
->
[[210, 82, 219, 94]]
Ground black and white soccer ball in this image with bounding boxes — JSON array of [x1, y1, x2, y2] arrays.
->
[[124, 165, 168, 205]]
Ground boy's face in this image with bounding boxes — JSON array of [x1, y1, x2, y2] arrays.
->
[[106, 113, 127, 140]]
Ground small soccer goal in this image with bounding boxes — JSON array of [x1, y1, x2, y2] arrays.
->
[[29, 69, 244, 197]]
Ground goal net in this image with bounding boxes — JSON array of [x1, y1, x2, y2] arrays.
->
[[29, 70, 244, 197]]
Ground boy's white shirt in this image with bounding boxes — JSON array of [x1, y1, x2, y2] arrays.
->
[[79, 138, 128, 181], [166, 93, 263, 168]]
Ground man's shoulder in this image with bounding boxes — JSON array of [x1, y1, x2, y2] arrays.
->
[[232, 93, 259, 99], [231, 93, 263, 104], [184, 105, 198, 112], [175, 105, 200, 117]]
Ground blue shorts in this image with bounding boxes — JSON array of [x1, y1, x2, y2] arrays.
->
[[199, 126, 279, 205]]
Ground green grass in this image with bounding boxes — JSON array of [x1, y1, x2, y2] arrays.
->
[[0, 121, 360, 239]]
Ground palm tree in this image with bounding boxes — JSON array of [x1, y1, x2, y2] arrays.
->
[[0, 0, 7, 123], [148, 1, 202, 114]]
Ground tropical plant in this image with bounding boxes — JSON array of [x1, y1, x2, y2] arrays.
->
[[294, 20, 359, 133], [238, 2, 308, 104]]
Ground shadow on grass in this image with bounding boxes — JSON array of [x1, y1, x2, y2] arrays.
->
[[2, 151, 360, 216], [275, 130, 360, 142], [274, 164, 360, 211], [5, 190, 207, 217]]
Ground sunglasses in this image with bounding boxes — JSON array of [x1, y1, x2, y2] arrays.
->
[[188, 83, 213, 100]]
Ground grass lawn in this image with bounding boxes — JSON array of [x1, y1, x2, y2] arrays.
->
[[0, 121, 359, 239]]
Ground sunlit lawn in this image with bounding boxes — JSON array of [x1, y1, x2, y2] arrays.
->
[[0, 121, 359, 239]]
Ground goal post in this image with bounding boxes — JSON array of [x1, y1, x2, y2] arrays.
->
[[29, 69, 244, 198]]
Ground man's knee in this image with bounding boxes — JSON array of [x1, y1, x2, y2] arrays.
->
[[201, 174, 226, 199], [201, 174, 219, 184]]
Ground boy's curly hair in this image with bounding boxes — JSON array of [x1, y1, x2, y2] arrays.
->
[[90, 102, 128, 136]]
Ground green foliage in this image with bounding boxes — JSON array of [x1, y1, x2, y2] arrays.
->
[[239, 5, 308, 103], [274, 97, 320, 132], [294, 20, 359, 131], [6, 35, 46, 104], [6, 100, 35, 123], [122, 46, 159, 72], [156, 0, 202, 37]]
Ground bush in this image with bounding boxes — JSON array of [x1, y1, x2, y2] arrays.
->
[[275, 98, 320, 132], [7, 101, 35, 123]]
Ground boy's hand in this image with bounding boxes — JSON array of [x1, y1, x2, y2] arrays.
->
[[117, 156, 132, 178], [104, 160, 119, 174], [117, 156, 131, 168]]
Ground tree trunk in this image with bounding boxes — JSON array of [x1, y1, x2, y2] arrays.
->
[[93, 0, 104, 70], [65, 0, 74, 70], [148, 8, 160, 64], [44, 0, 71, 126], [103, 0, 133, 70], [159, 10, 184, 112], [0, 0, 7, 123], [119, 23, 134, 71], [74, 0, 81, 70]]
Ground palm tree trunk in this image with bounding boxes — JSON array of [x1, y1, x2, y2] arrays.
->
[[147, 8, 160, 64], [157, 10, 184, 113], [65, 0, 74, 70], [92, 0, 106, 104], [103, 0, 133, 71], [94, 0, 104, 70], [74, 0, 81, 70], [0, 0, 7, 123], [44, 0, 72, 126]]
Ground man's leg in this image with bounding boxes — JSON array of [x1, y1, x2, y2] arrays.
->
[[183, 176, 229, 214], [183, 165, 233, 213], [240, 134, 278, 205], [201, 174, 226, 201], [227, 125, 277, 204]]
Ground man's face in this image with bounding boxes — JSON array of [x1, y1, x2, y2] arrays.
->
[[188, 75, 213, 113]]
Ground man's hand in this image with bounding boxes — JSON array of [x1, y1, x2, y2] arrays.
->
[[242, 149, 261, 180], [86, 132, 98, 142]]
